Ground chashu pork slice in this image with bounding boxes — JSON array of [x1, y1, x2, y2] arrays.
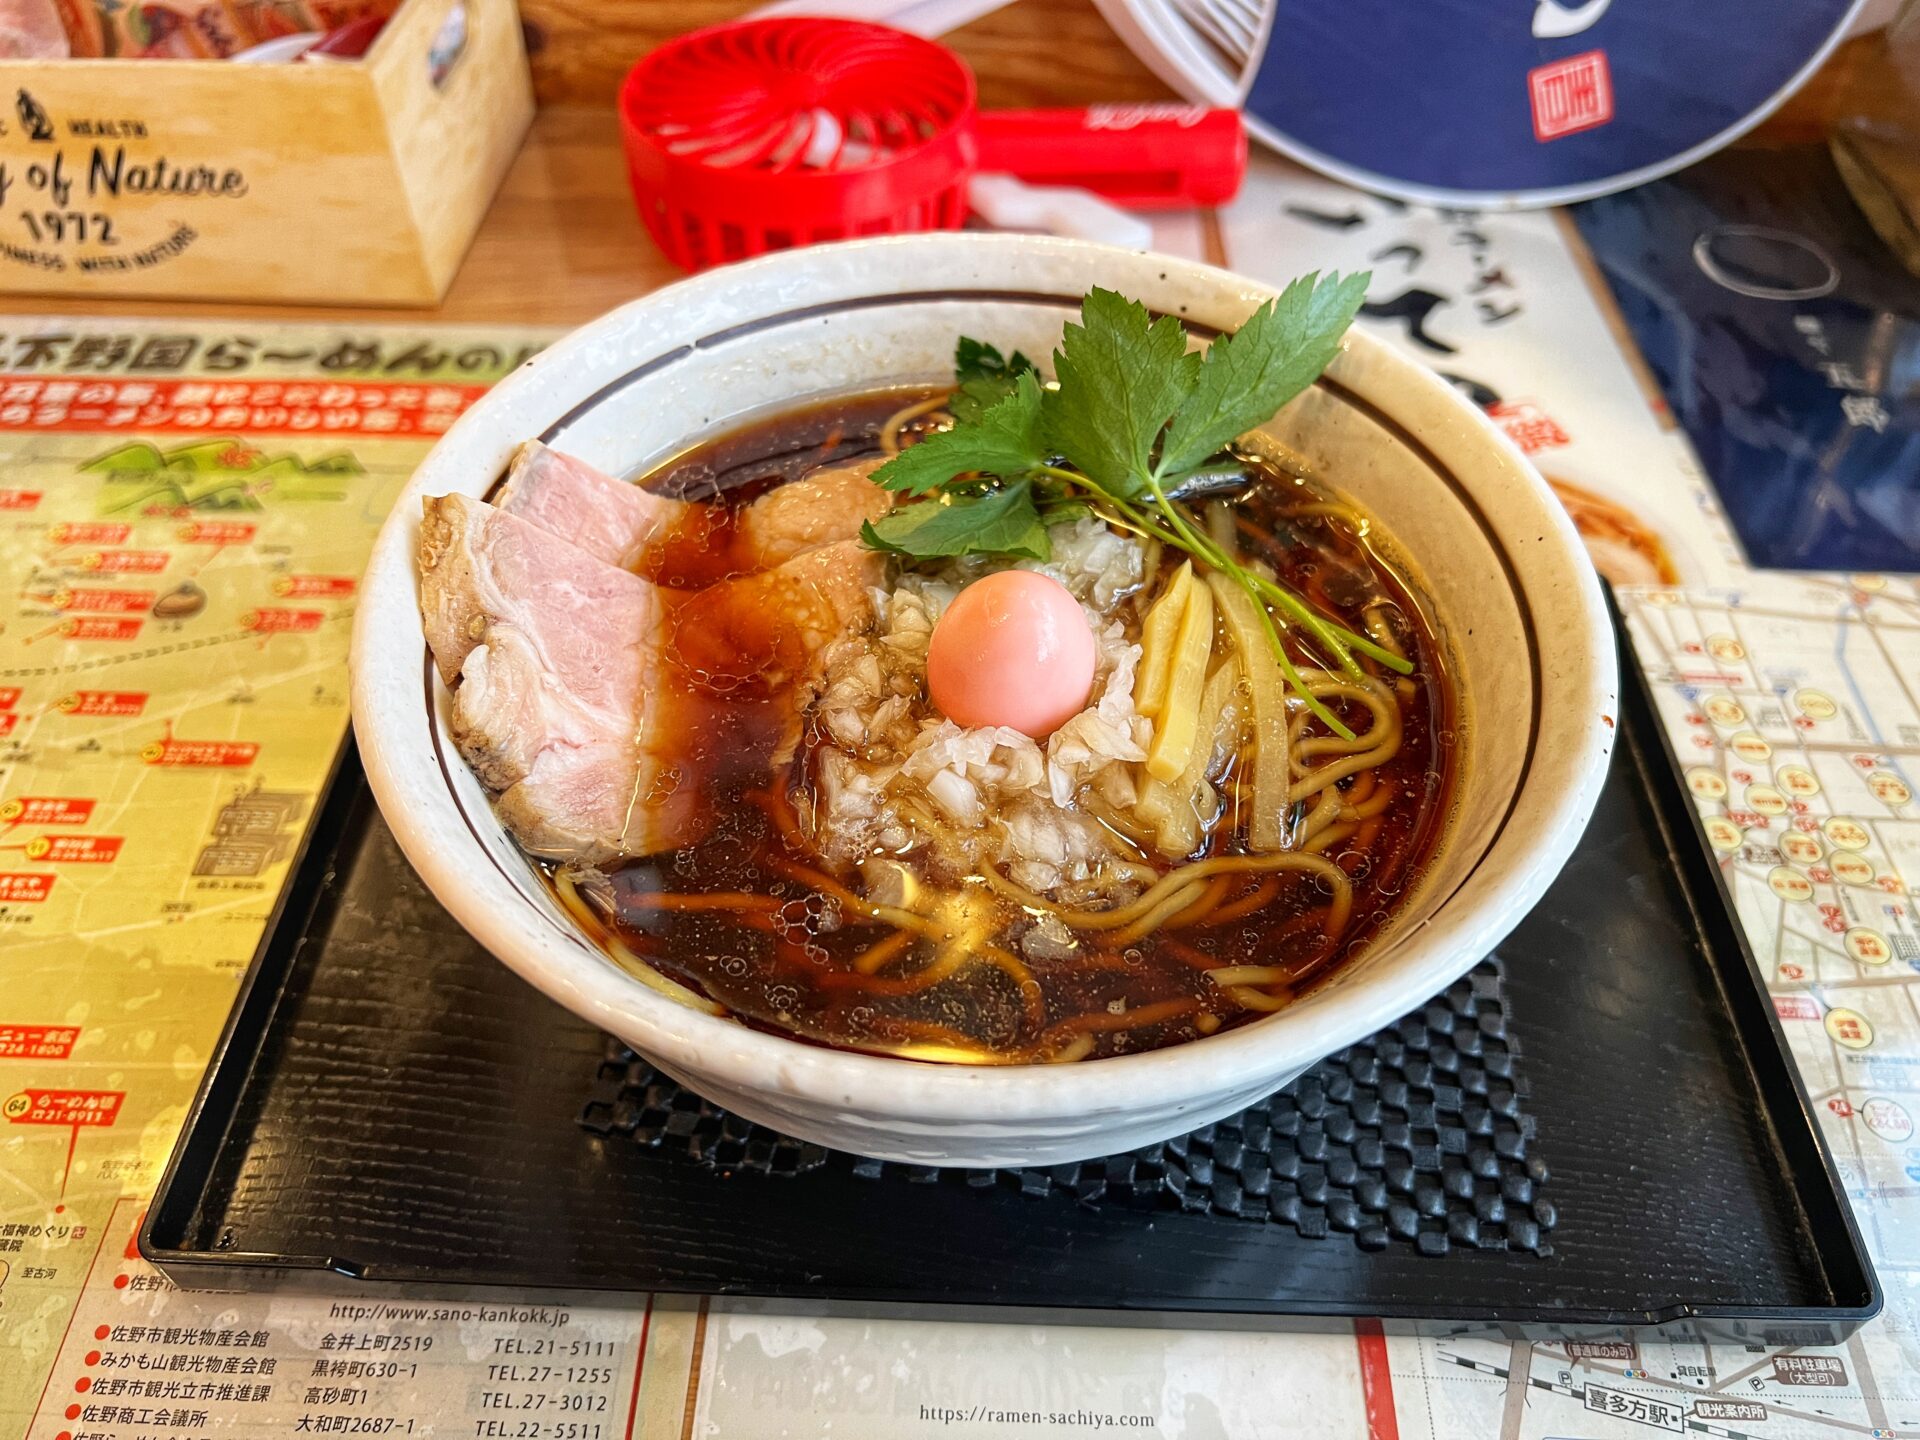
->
[[418, 492, 879, 863], [495, 443, 686, 573], [496, 442, 891, 583], [419, 491, 689, 861]]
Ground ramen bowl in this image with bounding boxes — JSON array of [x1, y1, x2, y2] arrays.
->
[[350, 233, 1615, 1167]]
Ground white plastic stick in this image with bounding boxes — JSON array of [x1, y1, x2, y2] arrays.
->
[[968, 173, 1153, 248], [749, 0, 1020, 37]]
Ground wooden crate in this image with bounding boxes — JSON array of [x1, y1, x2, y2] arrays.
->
[[0, 0, 534, 305]]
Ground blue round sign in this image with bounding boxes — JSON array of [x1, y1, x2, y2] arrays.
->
[[1237, 0, 1862, 205]]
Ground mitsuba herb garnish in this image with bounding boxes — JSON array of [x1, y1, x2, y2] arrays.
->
[[859, 276, 1411, 736]]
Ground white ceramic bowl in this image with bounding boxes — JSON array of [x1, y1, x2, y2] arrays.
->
[[351, 233, 1616, 1168]]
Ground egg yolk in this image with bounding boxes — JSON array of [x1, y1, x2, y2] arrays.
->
[[927, 570, 1097, 739]]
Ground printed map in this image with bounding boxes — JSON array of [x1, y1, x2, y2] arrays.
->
[[0, 318, 552, 1437]]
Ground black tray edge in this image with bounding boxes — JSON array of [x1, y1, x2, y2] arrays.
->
[[138, 615, 1884, 1340], [1607, 592, 1879, 1326], [140, 734, 364, 1279]]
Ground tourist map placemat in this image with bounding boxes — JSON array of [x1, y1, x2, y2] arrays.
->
[[0, 316, 554, 1438], [6, 158, 1920, 1439]]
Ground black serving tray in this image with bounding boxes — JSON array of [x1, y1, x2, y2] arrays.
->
[[141, 622, 1879, 1340]]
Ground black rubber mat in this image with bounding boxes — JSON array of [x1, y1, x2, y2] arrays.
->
[[581, 958, 1554, 1255]]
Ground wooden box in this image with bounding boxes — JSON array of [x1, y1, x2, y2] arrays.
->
[[0, 0, 533, 305]]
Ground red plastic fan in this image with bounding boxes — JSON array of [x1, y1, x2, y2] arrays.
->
[[619, 17, 1244, 271]]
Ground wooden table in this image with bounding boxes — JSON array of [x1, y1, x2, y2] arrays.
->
[[18, 12, 1915, 327]]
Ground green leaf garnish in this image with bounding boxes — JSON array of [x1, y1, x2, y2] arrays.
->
[[1042, 288, 1200, 498], [1036, 498, 1094, 526], [856, 272, 1414, 735], [951, 339, 1037, 423], [861, 479, 1050, 561], [1158, 271, 1369, 480], [955, 337, 1034, 383], [870, 370, 1047, 496]]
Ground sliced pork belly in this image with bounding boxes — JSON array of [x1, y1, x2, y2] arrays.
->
[[495, 443, 688, 572], [419, 492, 696, 861], [418, 494, 882, 864], [496, 443, 890, 585]]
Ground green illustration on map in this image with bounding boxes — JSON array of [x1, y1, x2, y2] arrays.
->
[[85, 439, 366, 512]]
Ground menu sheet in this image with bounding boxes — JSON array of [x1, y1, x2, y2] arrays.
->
[[4, 155, 1920, 1439]]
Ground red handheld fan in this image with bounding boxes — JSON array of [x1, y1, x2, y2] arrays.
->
[[619, 17, 1245, 271]]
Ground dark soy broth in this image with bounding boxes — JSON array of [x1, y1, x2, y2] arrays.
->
[[542, 392, 1457, 1063]]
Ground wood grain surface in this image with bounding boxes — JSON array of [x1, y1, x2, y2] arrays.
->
[[0, 0, 533, 306], [373, 0, 538, 295], [9, 7, 1912, 322], [518, 0, 1174, 109], [511, 0, 1915, 134]]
